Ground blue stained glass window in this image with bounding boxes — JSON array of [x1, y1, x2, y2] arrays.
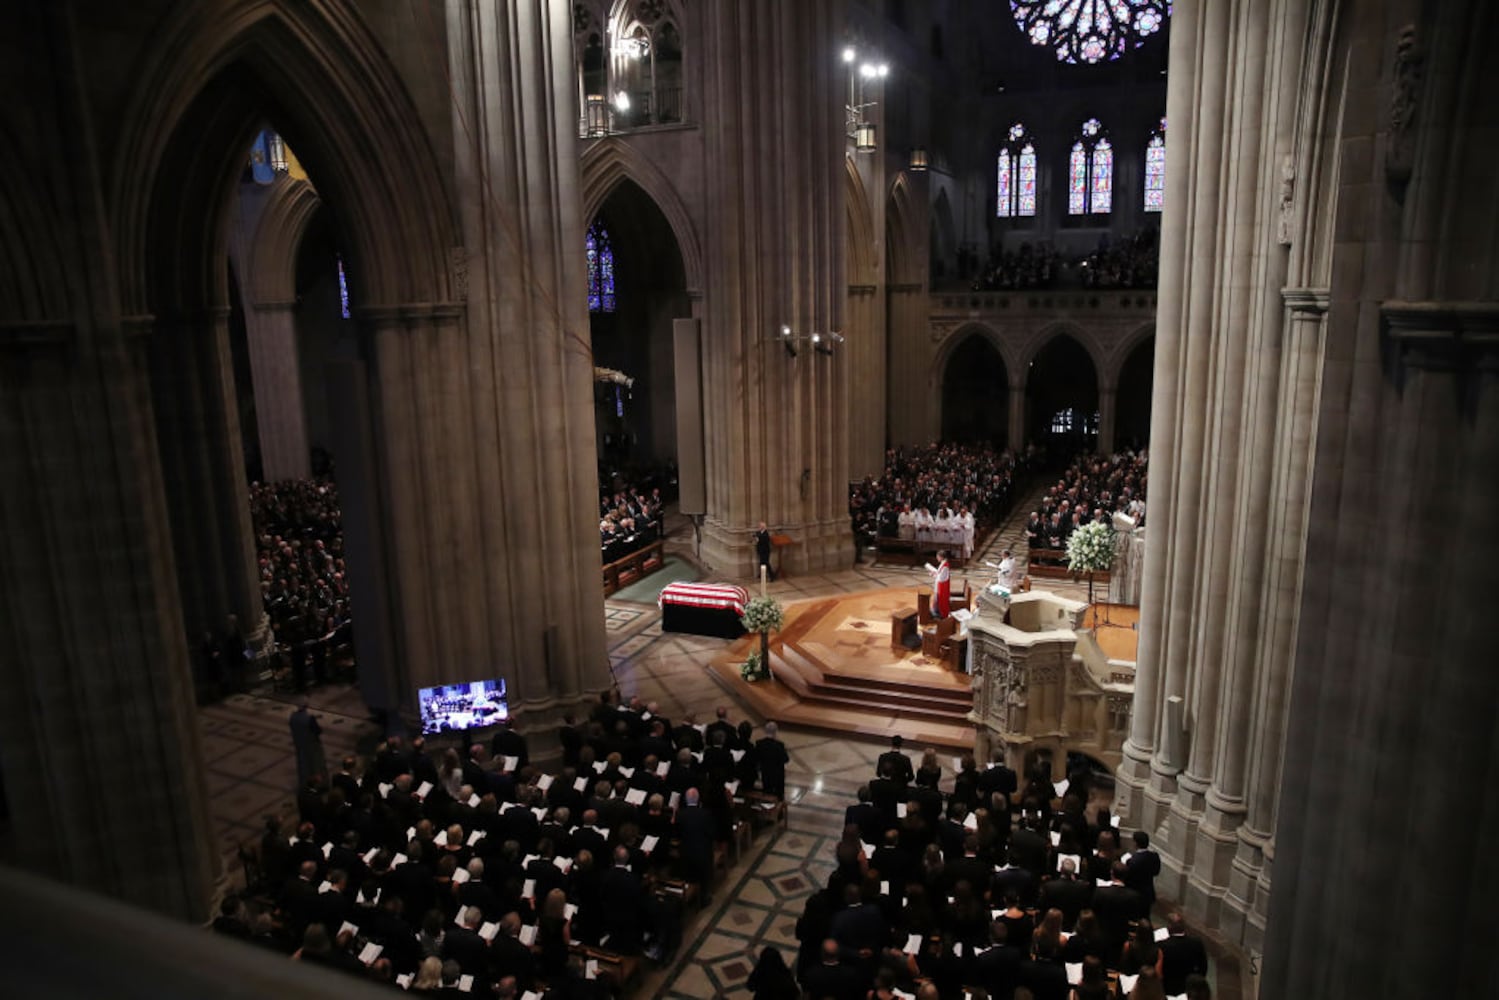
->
[[997, 123, 1038, 218], [1144, 117, 1166, 212], [586, 219, 616, 313], [336, 254, 351, 319], [1009, 1, 1170, 65]]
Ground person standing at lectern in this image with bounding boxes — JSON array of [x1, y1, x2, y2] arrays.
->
[[754, 521, 775, 580], [928, 550, 951, 618], [996, 549, 1017, 594]]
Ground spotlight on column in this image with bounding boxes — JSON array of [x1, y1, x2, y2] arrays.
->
[[842, 46, 856, 63]]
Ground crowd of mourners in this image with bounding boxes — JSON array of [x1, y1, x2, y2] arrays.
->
[[598, 482, 667, 564], [968, 232, 1159, 293], [249, 477, 353, 689], [849, 444, 1032, 554], [1025, 452, 1148, 551], [779, 738, 1212, 1000], [213, 693, 790, 998]]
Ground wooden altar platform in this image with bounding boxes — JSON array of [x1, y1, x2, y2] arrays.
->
[[1080, 602, 1140, 662], [709, 587, 976, 750]]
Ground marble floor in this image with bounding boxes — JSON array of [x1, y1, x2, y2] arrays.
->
[[203, 485, 1236, 998]]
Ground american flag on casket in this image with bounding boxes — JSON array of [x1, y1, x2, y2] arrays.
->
[[657, 582, 750, 615]]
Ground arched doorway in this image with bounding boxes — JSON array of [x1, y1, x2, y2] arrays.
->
[[941, 334, 1010, 444], [588, 179, 688, 484], [1115, 335, 1155, 451], [1028, 333, 1099, 459]]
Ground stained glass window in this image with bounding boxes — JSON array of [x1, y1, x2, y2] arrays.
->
[[586, 219, 616, 313], [1092, 139, 1113, 214], [1069, 143, 1088, 216], [1009, 1, 1170, 65], [1018, 144, 1037, 216], [1144, 117, 1166, 212], [996, 123, 1038, 219], [336, 254, 351, 319], [1069, 118, 1112, 216]]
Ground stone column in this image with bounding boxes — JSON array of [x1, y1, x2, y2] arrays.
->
[[1008, 376, 1026, 452], [1096, 382, 1116, 455], [696, 0, 850, 575], [243, 300, 312, 481], [440, 0, 611, 723], [887, 284, 929, 446], [1222, 288, 1325, 949], [147, 307, 272, 659], [0, 321, 218, 920], [846, 284, 884, 479]]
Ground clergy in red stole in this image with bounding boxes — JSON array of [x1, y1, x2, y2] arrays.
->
[[930, 551, 951, 618]]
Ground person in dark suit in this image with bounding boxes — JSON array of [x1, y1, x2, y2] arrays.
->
[[973, 921, 1023, 999], [1124, 829, 1161, 909], [1009, 814, 1049, 878], [754, 522, 774, 580], [829, 882, 886, 960], [978, 750, 1018, 811], [1091, 862, 1146, 966], [456, 858, 504, 924], [277, 860, 322, 937], [442, 905, 491, 977], [289, 697, 326, 788], [799, 938, 861, 1000], [672, 716, 705, 753], [1038, 856, 1094, 931], [843, 785, 884, 845], [705, 706, 737, 749], [490, 912, 535, 987], [755, 721, 790, 798], [1158, 912, 1210, 995], [598, 845, 646, 954], [877, 735, 915, 786], [676, 788, 716, 901], [944, 834, 991, 896]]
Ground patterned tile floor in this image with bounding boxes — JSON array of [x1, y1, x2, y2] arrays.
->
[[202, 486, 1227, 998]]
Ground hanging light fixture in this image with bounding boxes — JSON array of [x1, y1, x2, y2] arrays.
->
[[855, 122, 877, 152], [909, 147, 929, 171]]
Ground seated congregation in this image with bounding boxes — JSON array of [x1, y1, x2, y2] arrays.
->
[[247, 477, 354, 693], [850, 444, 1031, 563], [784, 738, 1211, 1000], [216, 695, 790, 998], [1025, 452, 1148, 556]]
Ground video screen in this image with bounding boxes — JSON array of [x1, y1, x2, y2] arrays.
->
[[417, 678, 509, 736]]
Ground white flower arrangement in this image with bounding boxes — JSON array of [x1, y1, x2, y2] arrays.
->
[[740, 595, 785, 634], [1065, 520, 1116, 575], [593, 366, 634, 388], [740, 648, 770, 682]]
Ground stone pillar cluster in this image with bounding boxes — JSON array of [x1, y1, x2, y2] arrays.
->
[[1123, 6, 1499, 997], [1116, 0, 1318, 953], [695, 0, 851, 575]]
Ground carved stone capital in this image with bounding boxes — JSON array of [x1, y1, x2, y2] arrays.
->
[[1281, 287, 1329, 316]]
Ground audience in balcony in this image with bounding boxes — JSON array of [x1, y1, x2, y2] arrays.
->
[[965, 231, 1161, 293]]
